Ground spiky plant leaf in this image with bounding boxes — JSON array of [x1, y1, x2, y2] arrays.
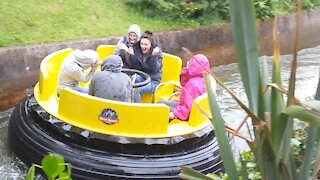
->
[[239, 153, 249, 180], [299, 127, 319, 179], [26, 165, 36, 180], [284, 102, 320, 127], [311, 132, 320, 179], [229, 0, 261, 116], [205, 73, 238, 180], [270, 16, 286, 152], [178, 166, 213, 180]]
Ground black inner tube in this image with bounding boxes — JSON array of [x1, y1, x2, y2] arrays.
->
[[8, 91, 224, 179]]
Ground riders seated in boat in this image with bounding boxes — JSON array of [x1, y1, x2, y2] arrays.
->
[[122, 31, 163, 103], [113, 24, 141, 69], [57, 49, 100, 95], [114, 24, 160, 70], [159, 54, 210, 121]]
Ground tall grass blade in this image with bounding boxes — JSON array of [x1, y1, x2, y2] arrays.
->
[[239, 154, 249, 180], [287, 152, 299, 180], [255, 126, 277, 180], [278, 2, 303, 169], [311, 132, 320, 179], [311, 72, 320, 179], [287, 0, 302, 106], [205, 74, 238, 180], [276, 115, 296, 179], [274, 1, 302, 178], [270, 16, 286, 152], [316, 72, 320, 100], [269, 18, 293, 174], [178, 166, 213, 180], [260, 59, 270, 113], [228, 0, 261, 116], [228, 0, 275, 178], [299, 126, 319, 179], [284, 103, 320, 127]]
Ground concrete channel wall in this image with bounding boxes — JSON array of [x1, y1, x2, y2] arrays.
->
[[1, 8, 320, 110]]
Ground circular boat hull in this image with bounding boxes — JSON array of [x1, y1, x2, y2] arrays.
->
[[9, 93, 223, 179]]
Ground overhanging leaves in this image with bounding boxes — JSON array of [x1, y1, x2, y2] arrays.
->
[[284, 102, 320, 127]]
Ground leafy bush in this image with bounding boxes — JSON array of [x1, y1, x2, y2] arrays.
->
[[179, 0, 320, 179], [125, 0, 230, 24], [126, 0, 320, 23], [254, 0, 274, 20]]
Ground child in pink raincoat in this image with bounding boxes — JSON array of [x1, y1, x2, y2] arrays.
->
[[159, 54, 210, 121]]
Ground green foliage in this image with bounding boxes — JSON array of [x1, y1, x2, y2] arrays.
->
[[271, 0, 296, 16], [179, 0, 320, 179], [26, 165, 36, 180], [302, 0, 317, 10], [126, 0, 320, 22], [240, 152, 261, 179], [254, 0, 274, 20], [179, 166, 214, 180], [41, 153, 68, 179], [26, 153, 72, 180], [205, 151, 262, 180], [204, 73, 238, 179], [126, 0, 229, 22]]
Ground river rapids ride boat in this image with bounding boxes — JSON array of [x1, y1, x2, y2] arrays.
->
[[8, 45, 223, 179]]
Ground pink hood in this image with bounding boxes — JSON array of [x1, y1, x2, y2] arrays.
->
[[174, 54, 210, 120]]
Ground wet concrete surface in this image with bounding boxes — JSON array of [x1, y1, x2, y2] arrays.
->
[[0, 90, 26, 111]]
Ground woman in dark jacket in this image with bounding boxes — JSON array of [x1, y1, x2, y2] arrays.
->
[[127, 31, 163, 103]]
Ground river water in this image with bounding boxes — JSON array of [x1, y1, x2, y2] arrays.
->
[[0, 45, 319, 178]]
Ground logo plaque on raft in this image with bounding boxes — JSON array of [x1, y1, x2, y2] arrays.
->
[[99, 108, 119, 125]]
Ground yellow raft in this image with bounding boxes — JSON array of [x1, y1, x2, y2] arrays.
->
[[9, 45, 222, 179]]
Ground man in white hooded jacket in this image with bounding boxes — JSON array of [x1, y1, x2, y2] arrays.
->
[[57, 49, 100, 95], [113, 24, 141, 57]]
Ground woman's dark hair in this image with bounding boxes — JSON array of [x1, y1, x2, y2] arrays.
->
[[144, 30, 153, 36], [140, 30, 154, 43]]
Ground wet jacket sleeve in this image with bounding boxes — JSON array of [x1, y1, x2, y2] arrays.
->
[[69, 67, 97, 84], [127, 54, 141, 70], [147, 51, 163, 72], [88, 75, 96, 96], [114, 37, 126, 55], [124, 78, 133, 102], [173, 80, 203, 121]]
